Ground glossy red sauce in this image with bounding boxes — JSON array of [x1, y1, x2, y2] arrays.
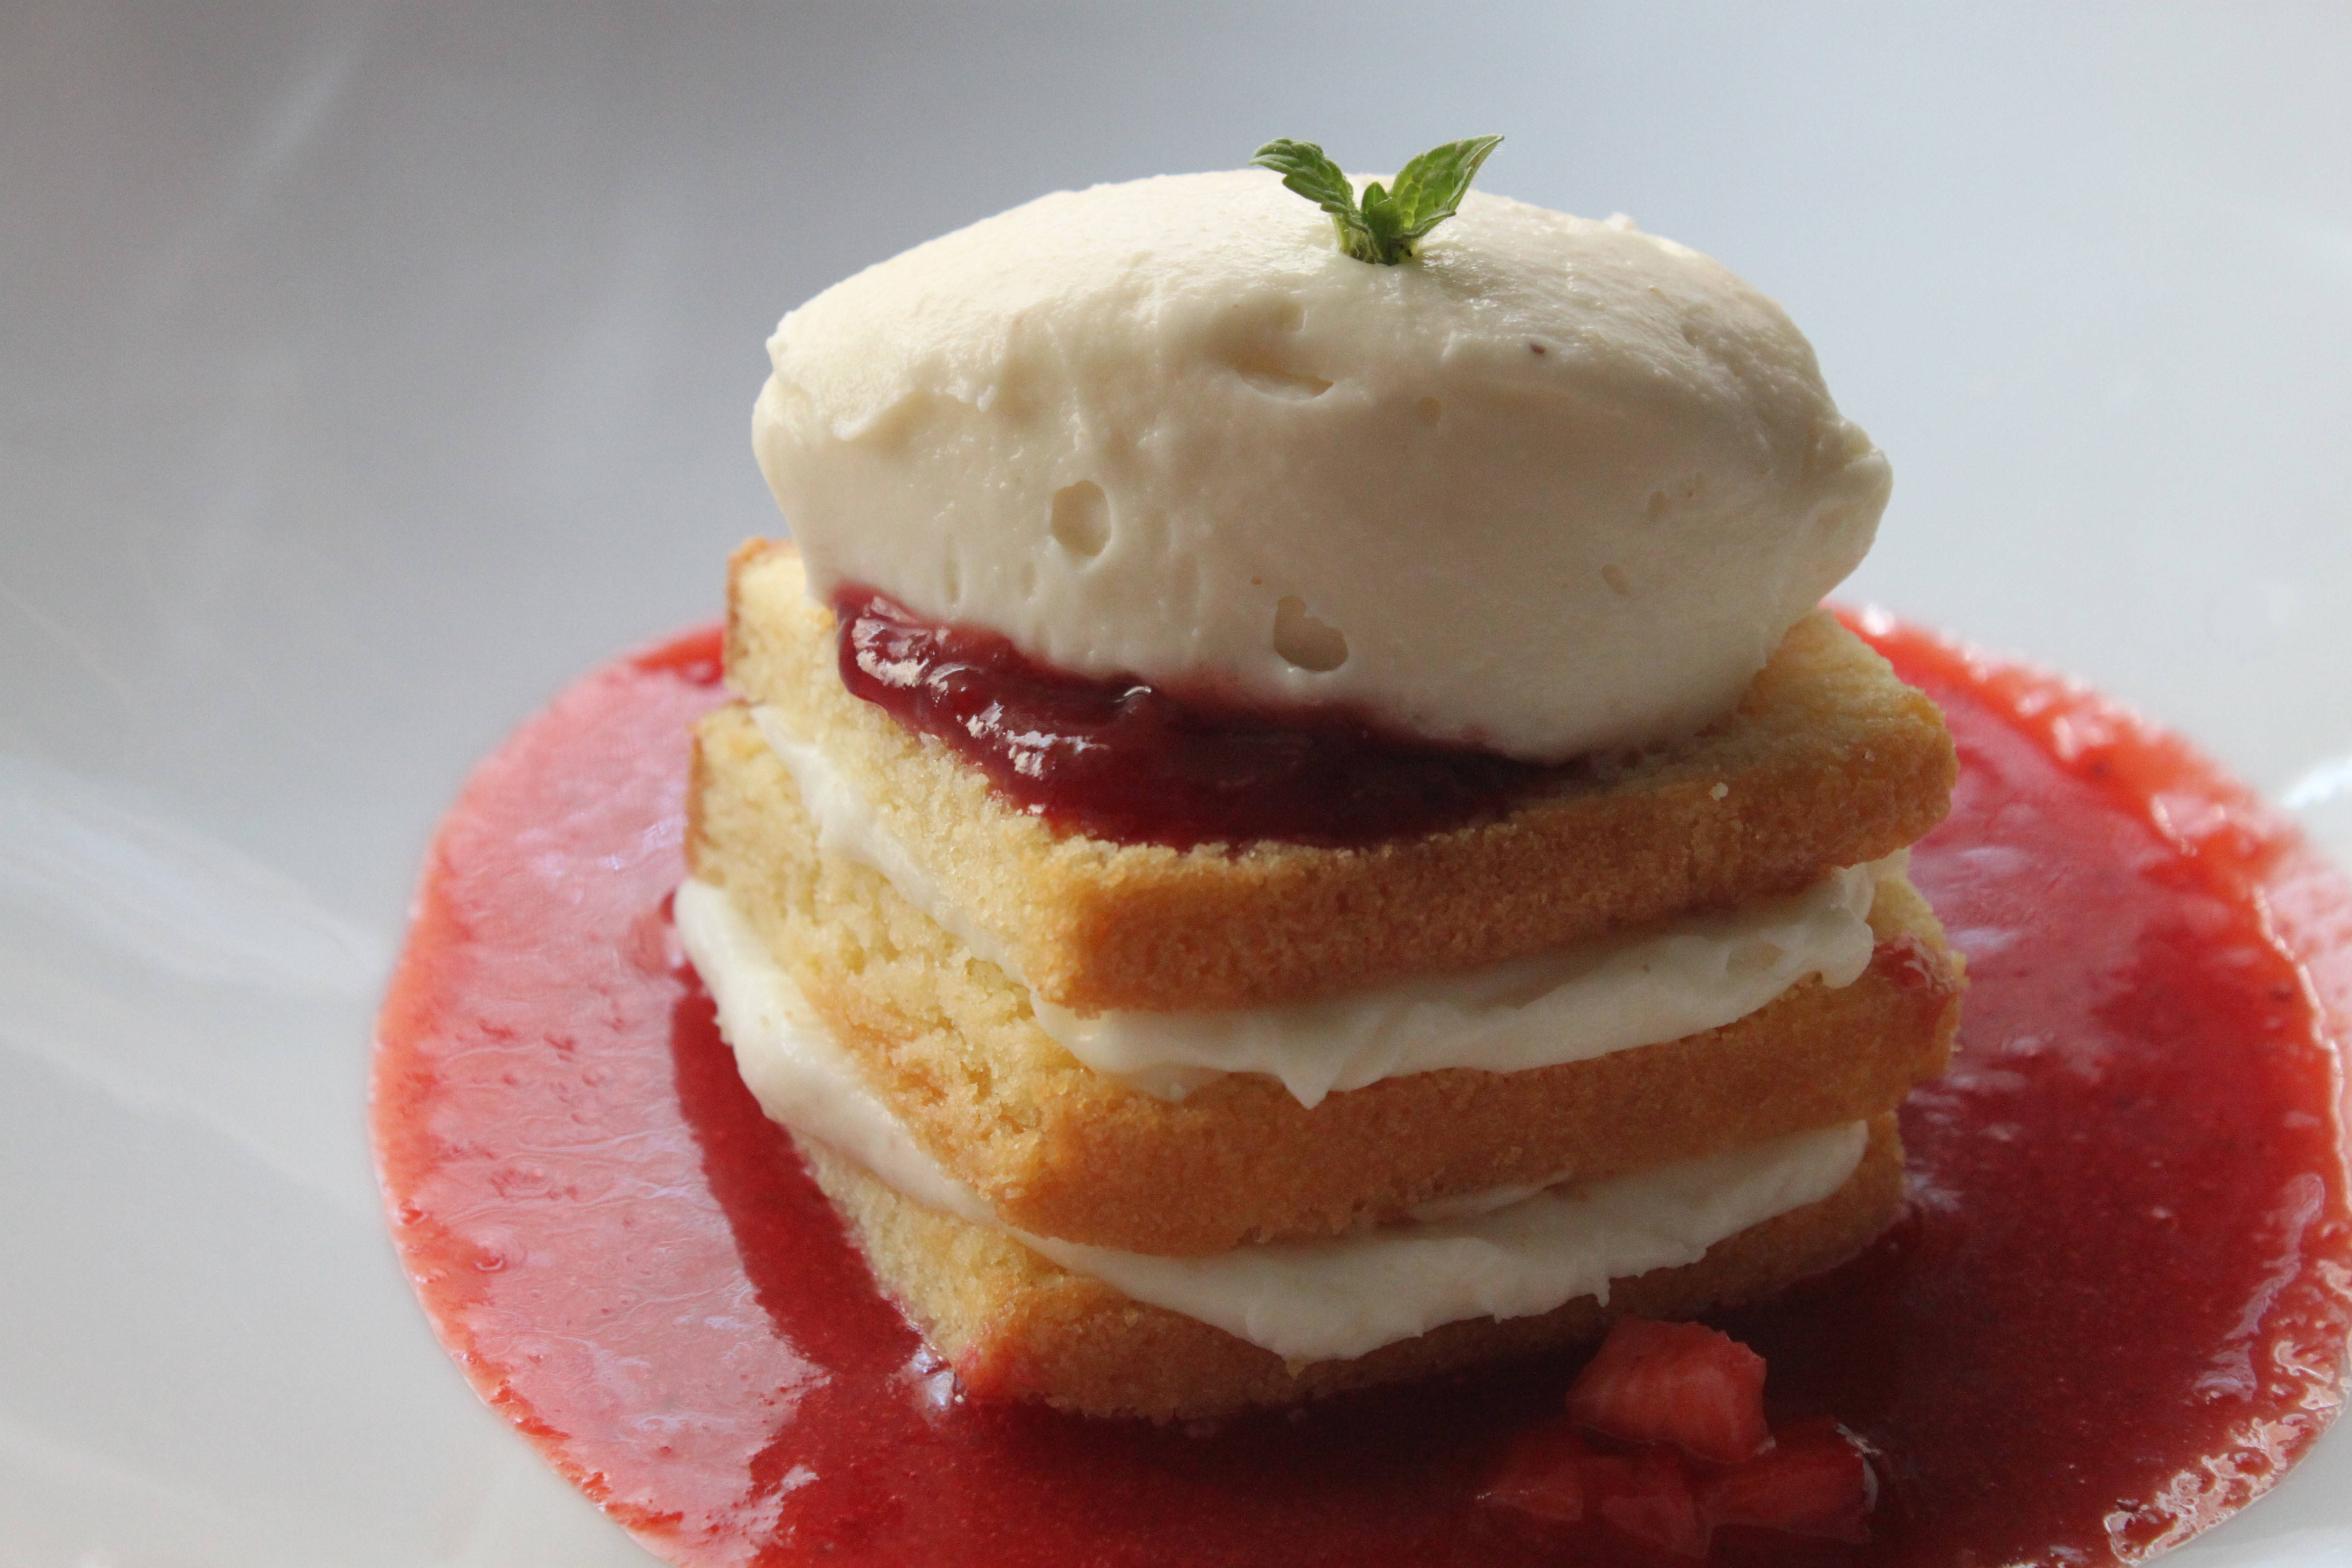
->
[[373, 616, 2352, 1566], [834, 586, 1550, 847]]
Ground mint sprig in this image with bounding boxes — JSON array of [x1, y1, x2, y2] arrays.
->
[[1251, 135, 1503, 264]]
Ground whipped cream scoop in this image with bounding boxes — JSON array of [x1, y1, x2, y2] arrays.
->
[[754, 170, 1888, 761]]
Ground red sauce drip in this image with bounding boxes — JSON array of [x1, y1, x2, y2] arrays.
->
[[833, 587, 1551, 847], [373, 616, 2352, 1566]]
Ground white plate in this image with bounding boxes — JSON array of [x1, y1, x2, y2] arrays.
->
[[2, 5, 2347, 1563]]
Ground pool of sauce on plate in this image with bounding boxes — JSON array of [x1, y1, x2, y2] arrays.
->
[[373, 615, 2352, 1567], [834, 586, 1552, 848]]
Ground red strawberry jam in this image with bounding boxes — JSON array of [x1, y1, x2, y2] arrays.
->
[[833, 586, 1551, 847], [373, 612, 2352, 1566]]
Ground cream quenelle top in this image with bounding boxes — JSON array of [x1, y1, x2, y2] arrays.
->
[[752, 169, 1888, 762]]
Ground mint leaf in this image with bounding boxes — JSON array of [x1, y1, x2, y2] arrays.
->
[[1252, 135, 1503, 264], [1356, 178, 1405, 257], [1249, 139, 1355, 219], [1384, 135, 1505, 251], [1250, 139, 1380, 263]]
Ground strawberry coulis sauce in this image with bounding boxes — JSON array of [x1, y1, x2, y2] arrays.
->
[[833, 586, 1552, 847], [373, 616, 2352, 1567]]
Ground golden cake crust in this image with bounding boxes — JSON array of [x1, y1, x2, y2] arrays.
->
[[689, 701, 1962, 1254], [798, 1113, 1907, 1423], [724, 539, 1957, 1015]]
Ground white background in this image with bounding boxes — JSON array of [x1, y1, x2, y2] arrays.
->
[[2, 3, 2348, 1563]]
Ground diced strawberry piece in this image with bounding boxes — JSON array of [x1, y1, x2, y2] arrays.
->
[[1567, 1317, 1771, 1464], [1699, 1417, 1875, 1544], [1580, 1445, 1712, 1560], [1476, 1416, 1590, 1522]]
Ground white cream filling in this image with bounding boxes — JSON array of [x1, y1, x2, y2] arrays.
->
[[752, 705, 1887, 1107], [675, 877, 1869, 1365]]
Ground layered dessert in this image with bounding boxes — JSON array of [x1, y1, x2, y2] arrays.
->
[[676, 162, 1965, 1421]]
